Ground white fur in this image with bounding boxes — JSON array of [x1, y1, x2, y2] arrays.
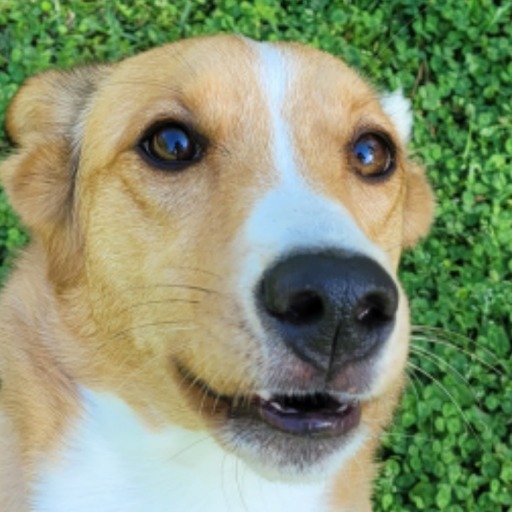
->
[[33, 390, 335, 512], [238, 42, 394, 341], [379, 89, 413, 143]]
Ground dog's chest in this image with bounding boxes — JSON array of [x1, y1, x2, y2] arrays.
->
[[32, 390, 329, 512]]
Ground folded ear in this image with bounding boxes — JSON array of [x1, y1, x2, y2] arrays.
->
[[1, 65, 110, 285], [380, 89, 412, 144], [402, 162, 435, 248], [2, 65, 110, 231], [5, 66, 110, 147]]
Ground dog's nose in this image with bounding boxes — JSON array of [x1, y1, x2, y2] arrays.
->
[[258, 252, 399, 373]]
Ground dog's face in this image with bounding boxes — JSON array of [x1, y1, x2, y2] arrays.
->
[[3, 36, 433, 479]]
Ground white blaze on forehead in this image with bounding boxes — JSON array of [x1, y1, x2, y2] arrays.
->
[[254, 43, 297, 185], [234, 41, 396, 350], [240, 42, 390, 280]]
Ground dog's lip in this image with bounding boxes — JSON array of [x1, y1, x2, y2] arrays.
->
[[243, 393, 361, 438], [176, 363, 361, 438]]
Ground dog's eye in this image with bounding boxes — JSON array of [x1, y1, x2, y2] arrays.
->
[[139, 123, 201, 170], [350, 133, 395, 179]]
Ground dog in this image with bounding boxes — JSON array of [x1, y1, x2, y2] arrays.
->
[[0, 34, 434, 511]]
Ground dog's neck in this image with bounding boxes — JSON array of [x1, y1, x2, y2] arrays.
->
[[32, 389, 336, 512], [0, 248, 79, 450]]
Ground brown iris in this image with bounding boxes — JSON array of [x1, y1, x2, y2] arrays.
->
[[139, 123, 201, 170], [350, 132, 395, 179]]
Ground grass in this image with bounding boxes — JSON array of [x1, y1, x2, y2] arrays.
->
[[1, 0, 511, 510]]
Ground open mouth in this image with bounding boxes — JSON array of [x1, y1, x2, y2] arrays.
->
[[247, 392, 361, 437], [177, 364, 361, 438]]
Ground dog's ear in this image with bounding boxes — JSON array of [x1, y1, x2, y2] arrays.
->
[[2, 65, 110, 232], [402, 162, 435, 248], [379, 91, 435, 247], [380, 89, 412, 145], [1, 66, 110, 285]]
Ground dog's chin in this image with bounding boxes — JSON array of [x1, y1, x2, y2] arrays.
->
[[175, 363, 369, 481], [218, 410, 369, 483]]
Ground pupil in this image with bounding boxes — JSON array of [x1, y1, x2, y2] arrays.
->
[[355, 140, 375, 166], [156, 128, 191, 160], [159, 129, 189, 158]]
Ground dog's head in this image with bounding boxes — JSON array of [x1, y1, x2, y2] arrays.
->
[[2, 35, 433, 480]]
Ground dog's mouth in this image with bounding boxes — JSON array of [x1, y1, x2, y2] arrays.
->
[[246, 392, 361, 437], [177, 364, 361, 439]]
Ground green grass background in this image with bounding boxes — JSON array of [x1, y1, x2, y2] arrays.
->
[[0, 0, 510, 510]]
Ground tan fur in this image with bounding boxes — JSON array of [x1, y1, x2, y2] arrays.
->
[[0, 35, 434, 510]]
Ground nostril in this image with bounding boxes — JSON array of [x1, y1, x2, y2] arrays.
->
[[354, 291, 396, 328], [284, 290, 324, 326], [260, 265, 327, 326]]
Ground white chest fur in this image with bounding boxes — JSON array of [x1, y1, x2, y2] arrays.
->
[[32, 390, 332, 512]]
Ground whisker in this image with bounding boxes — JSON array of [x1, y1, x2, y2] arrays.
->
[[86, 322, 197, 388], [198, 381, 213, 420], [235, 453, 250, 512], [407, 362, 482, 447], [220, 451, 230, 509], [194, 364, 238, 420], [411, 334, 505, 375], [380, 431, 431, 441], [410, 346, 481, 405], [178, 358, 211, 397], [407, 370, 423, 404], [209, 368, 246, 415], [94, 283, 223, 302], [231, 373, 255, 412], [166, 435, 212, 463], [412, 324, 506, 368], [404, 371, 423, 419], [122, 298, 201, 313], [110, 321, 197, 340], [174, 352, 237, 416], [211, 387, 224, 416], [127, 283, 222, 295], [168, 265, 222, 278]]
